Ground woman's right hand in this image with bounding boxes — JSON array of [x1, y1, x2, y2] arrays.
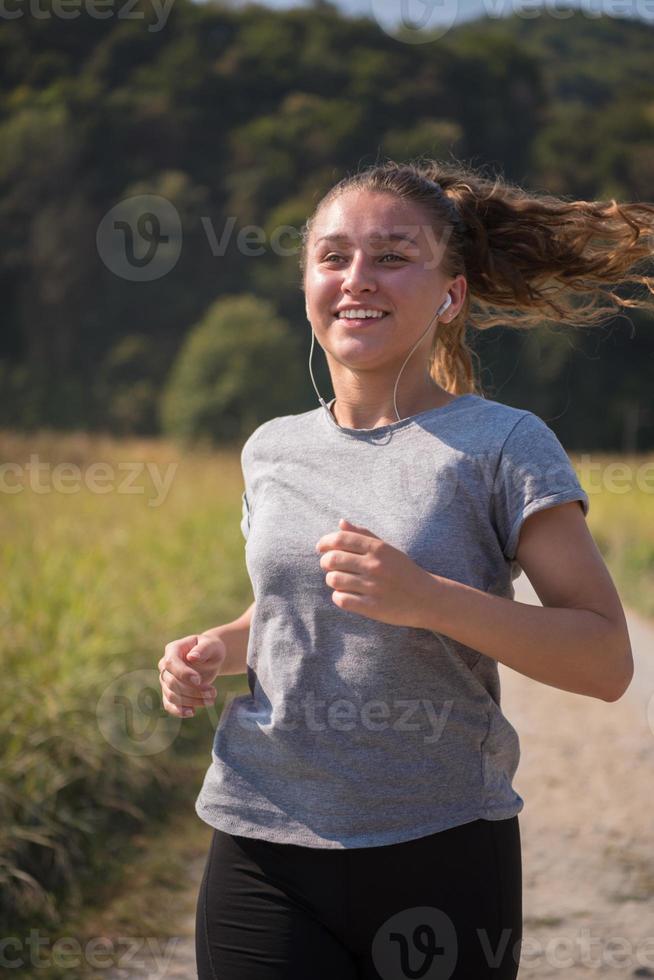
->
[[158, 632, 228, 718]]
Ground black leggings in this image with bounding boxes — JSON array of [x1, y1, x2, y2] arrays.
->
[[196, 816, 522, 980]]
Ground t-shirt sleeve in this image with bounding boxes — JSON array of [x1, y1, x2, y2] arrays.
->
[[491, 412, 590, 561], [240, 490, 251, 541]]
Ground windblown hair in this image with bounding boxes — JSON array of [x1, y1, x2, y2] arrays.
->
[[298, 157, 654, 395]]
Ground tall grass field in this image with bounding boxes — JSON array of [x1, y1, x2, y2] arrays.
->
[[0, 429, 252, 941]]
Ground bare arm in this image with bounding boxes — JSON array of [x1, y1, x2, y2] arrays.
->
[[201, 600, 255, 676], [416, 502, 633, 702]]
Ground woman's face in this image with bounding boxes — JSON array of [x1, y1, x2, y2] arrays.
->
[[304, 189, 465, 373]]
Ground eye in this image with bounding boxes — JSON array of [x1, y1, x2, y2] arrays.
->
[[322, 253, 406, 264]]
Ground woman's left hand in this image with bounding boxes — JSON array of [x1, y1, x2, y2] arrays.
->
[[315, 517, 434, 628]]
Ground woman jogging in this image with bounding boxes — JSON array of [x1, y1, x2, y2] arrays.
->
[[158, 158, 653, 979]]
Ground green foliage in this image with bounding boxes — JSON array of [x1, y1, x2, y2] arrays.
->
[[382, 119, 463, 163], [160, 294, 303, 446], [0, 430, 253, 934], [97, 335, 162, 435], [579, 450, 654, 618]]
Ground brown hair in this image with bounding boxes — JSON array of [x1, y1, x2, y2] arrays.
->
[[298, 157, 654, 395]]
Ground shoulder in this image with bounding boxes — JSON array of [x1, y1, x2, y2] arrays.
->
[[240, 405, 321, 464], [456, 397, 576, 480], [462, 394, 537, 447], [491, 405, 571, 461]]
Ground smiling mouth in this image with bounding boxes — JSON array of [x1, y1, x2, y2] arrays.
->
[[333, 313, 390, 324]]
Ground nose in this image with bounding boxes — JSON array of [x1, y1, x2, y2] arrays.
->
[[341, 249, 377, 296]]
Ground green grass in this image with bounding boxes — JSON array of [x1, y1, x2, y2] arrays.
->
[[0, 428, 253, 941], [572, 451, 654, 618]]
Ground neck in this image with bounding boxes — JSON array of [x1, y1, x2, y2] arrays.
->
[[329, 383, 454, 429]]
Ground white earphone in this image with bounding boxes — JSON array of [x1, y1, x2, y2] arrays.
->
[[436, 293, 452, 317], [390, 292, 452, 421], [308, 291, 454, 425]]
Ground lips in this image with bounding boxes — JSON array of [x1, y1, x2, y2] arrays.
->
[[333, 312, 390, 320], [334, 316, 389, 332]]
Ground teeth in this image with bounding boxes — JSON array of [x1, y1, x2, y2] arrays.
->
[[338, 309, 386, 319]]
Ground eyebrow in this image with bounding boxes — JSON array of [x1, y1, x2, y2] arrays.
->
[[313, 232, 419, 249]]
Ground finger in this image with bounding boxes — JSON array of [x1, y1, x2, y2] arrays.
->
[[163, 637, 202, 685], [187, 635, 220, 664], [316, 532, 368, 555], [161, 670, 216, 700], [160, 657, 204, 689], [324, 570, 369, 595], [161, 675, 217, 700], [162, 694, 195, 718], [159, 667, 213, 695], [162, 686, 217, 705], [164, 635, 200, 663], [164, 686, 217, 708], [338, 518, 378, 538], [319, 550, 367, 571], [331, 590, 377, 617]]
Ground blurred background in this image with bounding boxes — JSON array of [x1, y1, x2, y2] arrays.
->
[[2, 0, 654, 447], [1, 1, 653, 977]]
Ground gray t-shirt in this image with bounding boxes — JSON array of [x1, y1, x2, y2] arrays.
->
[[195, 393, 590, 848]]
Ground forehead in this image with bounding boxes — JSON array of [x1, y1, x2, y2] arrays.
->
[[310, 190, 432, 247]]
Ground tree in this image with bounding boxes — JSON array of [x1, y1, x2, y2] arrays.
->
[[160, 293, 304, 446]]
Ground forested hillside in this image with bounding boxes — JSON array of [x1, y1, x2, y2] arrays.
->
[[1, 1, 652, 448]]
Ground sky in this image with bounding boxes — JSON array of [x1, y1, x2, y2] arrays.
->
[[216, 0, 654, 37]]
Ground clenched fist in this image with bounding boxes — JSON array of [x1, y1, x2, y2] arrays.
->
[[158, 632, 227, 718]]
